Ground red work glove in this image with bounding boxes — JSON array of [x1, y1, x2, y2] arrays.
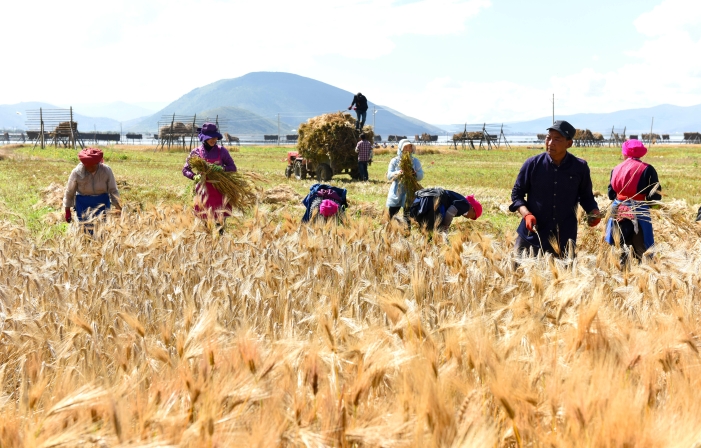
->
[[587, 210, 601, 227], [65, 208, 72, 223], [524, 214, 536, 232]]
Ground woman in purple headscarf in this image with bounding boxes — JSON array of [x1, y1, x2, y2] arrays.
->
[[182, 123, 237, 229]]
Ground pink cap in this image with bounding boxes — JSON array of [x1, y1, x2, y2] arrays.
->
[[319, 199, 339, 217], [622, 139, 647, 158], [466, 195, 482, 220]]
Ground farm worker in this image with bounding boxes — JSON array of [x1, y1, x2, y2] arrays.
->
[[182, 123, 237, 229], [63, 147, 121, 227], [509, 120, 600, 257], [355, 132, 373, 182], [386, 139, 424, 225], [604, 139, 662, 265], [409, 187, 482, 232], [301, 183, 348, 224], [348, 92, 369, 130]]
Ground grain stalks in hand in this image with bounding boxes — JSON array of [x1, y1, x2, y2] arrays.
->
[[0, 203, 701, 446]]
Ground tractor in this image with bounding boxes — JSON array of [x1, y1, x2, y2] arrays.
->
[[284, 151, 359, 181]]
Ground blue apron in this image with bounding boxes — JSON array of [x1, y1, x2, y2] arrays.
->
[[75, 193, 110, 222], [605, 199, 654, 250]]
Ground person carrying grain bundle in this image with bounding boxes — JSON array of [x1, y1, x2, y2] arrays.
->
[[355, 133, 373, 182], [604, 139, 662, 266], [301, 183, 348, 224], [509, 120, 600, 258], [182, 123, 237, 231], [348, 92, 369, 131], [386, 139, 424, 227], [63, 147, 121, 233], [409, 187, 482, 232]]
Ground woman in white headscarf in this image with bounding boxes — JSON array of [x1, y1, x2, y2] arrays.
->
[[385, 139, 424, 224]]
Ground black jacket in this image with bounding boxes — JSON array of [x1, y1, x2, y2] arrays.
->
[[350, 94, 368, 112]]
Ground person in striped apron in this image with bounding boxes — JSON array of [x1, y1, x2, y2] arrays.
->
[[605, 139, 662, 266]]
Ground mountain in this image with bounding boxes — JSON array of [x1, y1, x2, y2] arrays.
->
[[194, 106, 295, 134], [66, 102, 156, 122], [0, 102, 122, 132], [501, 103, 701, 134], [128, 72, 446, 135]]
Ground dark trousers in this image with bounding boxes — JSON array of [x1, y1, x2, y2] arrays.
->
[[514, 234, 574, 258], [356, 110, 367, 129], [614, 220, 647, 266], [358, 161, 369, 181], [388, 206, 411, 228]]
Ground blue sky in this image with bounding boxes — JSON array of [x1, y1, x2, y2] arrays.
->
[[1, 0, 699, 124]]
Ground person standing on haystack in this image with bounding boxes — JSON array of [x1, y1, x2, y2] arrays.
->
[[348, 92, 369, 131], [63, 147, 121, 230], [509, 120, 601, 257], [386, 139, 424, 226], [604, 139, 662, 266], [355, 133, 373, 182], [182, 123, 237, 231]]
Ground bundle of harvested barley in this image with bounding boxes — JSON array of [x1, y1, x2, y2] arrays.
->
[[188, 156, 259, 210], [297, 112, 374, 167], [54, 121, 78, 136], [262, 185, 302, 204], [398, 150, 422, 208]]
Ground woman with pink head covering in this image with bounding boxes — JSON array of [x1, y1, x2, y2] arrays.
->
[[63, 147, 121, 229], [604, 139, 662, 266], [409, 187, 482, 232]]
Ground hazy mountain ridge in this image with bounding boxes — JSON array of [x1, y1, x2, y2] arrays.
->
[[127, 72, 447, 135], [438, 104, 701, 134]]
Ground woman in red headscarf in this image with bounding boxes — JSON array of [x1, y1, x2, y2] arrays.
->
[[63, 147, 121, 225]]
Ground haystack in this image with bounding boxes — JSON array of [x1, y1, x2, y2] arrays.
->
[[574, 129, 594, 141], [262, 185, 302, 204], [297, 112, 374, 168], [54, 121, 78, 136], [159, 122, 195, 139]]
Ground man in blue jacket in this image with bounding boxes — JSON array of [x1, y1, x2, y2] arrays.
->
[[509, 120, 601, 257]]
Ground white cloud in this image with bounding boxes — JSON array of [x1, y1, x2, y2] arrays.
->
[[0, 0, 490, 105], [405, 0, 701, 124]]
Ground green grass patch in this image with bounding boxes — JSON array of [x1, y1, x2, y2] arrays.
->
[[2, 144, 700, 237]]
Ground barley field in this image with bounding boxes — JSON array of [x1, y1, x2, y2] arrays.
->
[[1, 144, 701, 446]]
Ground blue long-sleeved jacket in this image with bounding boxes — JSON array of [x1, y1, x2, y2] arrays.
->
[[509, 151, 598, 253]]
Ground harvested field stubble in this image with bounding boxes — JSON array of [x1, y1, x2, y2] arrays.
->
[[2, 202, 701, 446]]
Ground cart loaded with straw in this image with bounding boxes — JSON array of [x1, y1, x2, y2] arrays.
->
[[285, 112, 374, 182]]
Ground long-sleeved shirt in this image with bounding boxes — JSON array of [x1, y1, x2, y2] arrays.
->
[[182, 144, 237, 180], [385, 152, 424, 208], [355, 140, 373, 162], [350, 94, 368, 111], [63, 164, 120, 208], [509, 151, 598, 253], [607, 158, 661, 201]]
